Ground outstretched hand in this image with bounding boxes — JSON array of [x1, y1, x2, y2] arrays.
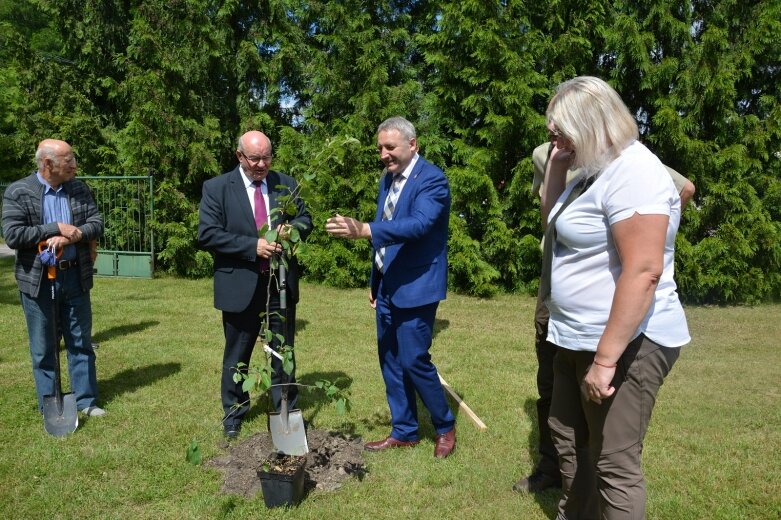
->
[[325, 214, 371, 240]]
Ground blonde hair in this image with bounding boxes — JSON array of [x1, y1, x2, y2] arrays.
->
[[547, 76, 638, 174]]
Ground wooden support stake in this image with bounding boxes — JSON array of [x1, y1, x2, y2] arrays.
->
[[438, 373, 487, 432]]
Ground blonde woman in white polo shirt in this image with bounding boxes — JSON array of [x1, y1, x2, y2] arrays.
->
[[541, 76, 690, 519]]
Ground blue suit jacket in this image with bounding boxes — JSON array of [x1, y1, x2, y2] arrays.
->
[[369, 156, 450, 308], [198, 167, 312, 313]]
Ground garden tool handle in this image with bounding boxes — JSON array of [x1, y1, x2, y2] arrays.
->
[[38, 241, 62, 280], [278, 261, 287, 310], [263, 344, 284, 361]]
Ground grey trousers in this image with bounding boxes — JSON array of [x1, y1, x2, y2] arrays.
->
[[549, 334, 680, 520], [533, 293, 560, 477]]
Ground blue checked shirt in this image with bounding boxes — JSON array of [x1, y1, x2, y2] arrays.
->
[[39, 173, 77, 261]]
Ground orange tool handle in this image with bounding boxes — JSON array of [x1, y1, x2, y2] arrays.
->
[[37, 241, 62, 280]]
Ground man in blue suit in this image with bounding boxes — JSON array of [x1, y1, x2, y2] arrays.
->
[[198, 130, 312, 439], [326, 116, 456, 458]]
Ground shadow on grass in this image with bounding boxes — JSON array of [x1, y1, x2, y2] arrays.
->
[[524, 397, 540, 470], [100, 362, 181, 405], [355, 410, 393, 438], [296, 318, 309, 334], [92, 320, 159, 344], [433, 317, 449, 339], [0, 256, 21, 306], [352, 394, 460, 443]]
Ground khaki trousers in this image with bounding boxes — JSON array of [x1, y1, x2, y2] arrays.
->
[[549, 334, 680, 520]]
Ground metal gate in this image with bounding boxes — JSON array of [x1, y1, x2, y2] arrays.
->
[[83, 176, 154, 278], [0, 176, 154, 278]]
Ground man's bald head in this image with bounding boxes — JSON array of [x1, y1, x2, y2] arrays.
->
[[36, 139, 77, 188], [238, 131, 271, 153], [236, 131, 273, 182]]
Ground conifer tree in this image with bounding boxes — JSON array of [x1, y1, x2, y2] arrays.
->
[[0, 0, 778, 301]]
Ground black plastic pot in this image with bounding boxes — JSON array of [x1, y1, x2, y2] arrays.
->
[[258, 454, 307, 508]]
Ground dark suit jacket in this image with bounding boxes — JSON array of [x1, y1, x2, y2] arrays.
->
[[197, 167, 312, 313], [369, 156, 450, 308]]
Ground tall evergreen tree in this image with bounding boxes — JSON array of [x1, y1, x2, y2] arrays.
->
[[414, 0, 551, 294], [0, 0, 64, 180], [609, 0, 781, 303], [0, 0, 777, 302], [273, 0, 428, 289]]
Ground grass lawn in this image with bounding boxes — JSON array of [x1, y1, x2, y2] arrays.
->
[[0, 254, 779, 519]]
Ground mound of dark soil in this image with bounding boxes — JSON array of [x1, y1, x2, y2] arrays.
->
[[206, 429, 365, 498]]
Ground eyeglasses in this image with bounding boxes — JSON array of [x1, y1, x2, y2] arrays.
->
[[238, 150, 273, 165]]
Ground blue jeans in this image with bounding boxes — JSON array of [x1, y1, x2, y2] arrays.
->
[[20, 268, 98, 412]]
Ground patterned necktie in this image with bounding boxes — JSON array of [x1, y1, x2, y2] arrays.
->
[[538, 174, 596, 300], [254, 181, 269, 271], [374, 173, 403, 272]]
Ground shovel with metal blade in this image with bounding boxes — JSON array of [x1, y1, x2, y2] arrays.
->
[[266, 261, 308, 455], [39, 242, 78, 437]]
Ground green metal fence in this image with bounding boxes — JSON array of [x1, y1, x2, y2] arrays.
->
[[0, 175, 154, 278], [86, 176, 155, 277]]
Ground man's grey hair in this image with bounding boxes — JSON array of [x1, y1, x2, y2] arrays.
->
[[377, 116, 416, 141], [34, 143, 56, 170]]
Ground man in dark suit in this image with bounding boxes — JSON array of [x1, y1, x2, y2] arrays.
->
[[325, 116, 456, 458], [198, 130, 312, 439]]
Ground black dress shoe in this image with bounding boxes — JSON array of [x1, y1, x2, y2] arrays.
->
[[224, 422, 241, 439], [513, 470, 561, 493]]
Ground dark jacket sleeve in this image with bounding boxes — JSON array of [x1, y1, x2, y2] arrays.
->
[[197, 174, 259, 261], [2, 175, 59, 250]]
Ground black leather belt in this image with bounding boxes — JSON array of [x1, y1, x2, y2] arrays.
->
[[57, 259, 78, 270]]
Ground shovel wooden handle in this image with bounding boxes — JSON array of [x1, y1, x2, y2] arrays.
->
[[438, 373, 487, 432]]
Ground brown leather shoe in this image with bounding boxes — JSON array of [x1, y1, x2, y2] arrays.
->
[[434, 428, 456, 458], [364, 436, 420, 452]]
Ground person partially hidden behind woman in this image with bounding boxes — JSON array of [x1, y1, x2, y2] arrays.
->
[[540, 76, 690, 519]]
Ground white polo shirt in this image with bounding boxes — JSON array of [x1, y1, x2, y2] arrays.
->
[[546, 141, 691, 351]]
